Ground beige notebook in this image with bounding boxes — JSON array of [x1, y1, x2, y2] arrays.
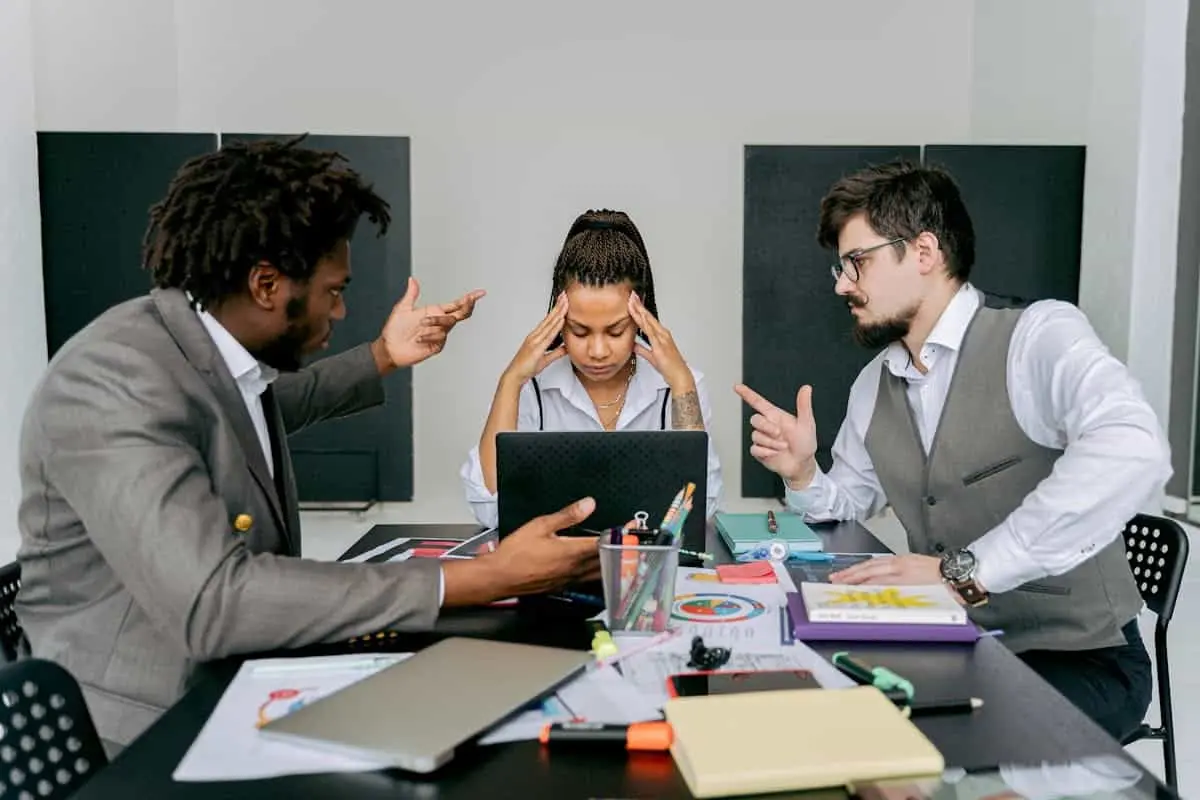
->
[[664, 686, 944, 798]]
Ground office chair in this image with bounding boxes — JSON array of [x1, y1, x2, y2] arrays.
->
[[1120, 514, 1189, 792], [0, 562, 25, 663], [0, 659, 107, 798]]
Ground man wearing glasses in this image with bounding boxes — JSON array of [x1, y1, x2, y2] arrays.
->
[[736, 161, 1167, 740]]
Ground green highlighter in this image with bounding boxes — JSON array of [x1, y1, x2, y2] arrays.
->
[[831, 651, 915, 702]]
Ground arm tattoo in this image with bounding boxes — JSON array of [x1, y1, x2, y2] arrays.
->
[[670, 390, 705, 430]]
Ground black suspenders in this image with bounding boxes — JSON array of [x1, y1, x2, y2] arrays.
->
[[532, 377, 545, 431], [530, 378, 671, 431]]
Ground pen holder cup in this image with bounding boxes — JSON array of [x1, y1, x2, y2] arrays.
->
[[599, 537, 681, 634]]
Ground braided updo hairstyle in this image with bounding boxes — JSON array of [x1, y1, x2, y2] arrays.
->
[[548, 209, 658, 324]]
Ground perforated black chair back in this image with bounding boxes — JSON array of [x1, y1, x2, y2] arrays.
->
[[0, 658, 107, 798], [0, 563, 24, 664], [1124, 514, 1189, 621], [1121, 514, 1190, 792]]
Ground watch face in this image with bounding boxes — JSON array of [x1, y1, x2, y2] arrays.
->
[[941, 549, 977, 582]]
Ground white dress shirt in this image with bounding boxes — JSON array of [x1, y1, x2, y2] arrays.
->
[[196, 309, 279, 475], [786, 283, 1171, 594], [196, 309, 446, 606], [461, 355, 724, 528]]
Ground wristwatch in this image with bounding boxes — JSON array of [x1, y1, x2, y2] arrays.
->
[[939, 548, 989, 607]]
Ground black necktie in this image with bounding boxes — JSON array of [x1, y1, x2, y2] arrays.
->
[[260, 387, 288, 506]]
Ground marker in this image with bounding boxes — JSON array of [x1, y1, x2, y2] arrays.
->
[[539, 721, 673, 751], [589, 621, 619, 661], [831, 652, 915, 700], [907, 697, 983, 717], [786, 552, 835, 562], [595, 628, 681, 667]]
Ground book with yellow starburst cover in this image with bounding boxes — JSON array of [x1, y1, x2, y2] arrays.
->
[[798, 583, 967, 625]]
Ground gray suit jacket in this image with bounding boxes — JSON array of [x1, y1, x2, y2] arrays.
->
[[16, 288, 441, 746]]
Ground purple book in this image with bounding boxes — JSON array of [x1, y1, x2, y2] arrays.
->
[[786, 591, 982, 644]]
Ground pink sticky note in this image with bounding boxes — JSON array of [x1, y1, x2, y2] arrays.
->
[[716, 561, 778, 584]]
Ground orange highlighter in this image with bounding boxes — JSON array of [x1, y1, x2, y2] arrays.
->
[[539, 721, 674, 751]]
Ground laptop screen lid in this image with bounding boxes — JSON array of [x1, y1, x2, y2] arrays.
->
[[259, 637, 591, 774], [496, 430, 709, 552]]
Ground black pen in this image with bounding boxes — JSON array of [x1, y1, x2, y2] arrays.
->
[[906, 697, 983, 717]]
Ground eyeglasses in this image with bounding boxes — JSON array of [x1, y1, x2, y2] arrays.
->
[[830, 237, 907, 283]]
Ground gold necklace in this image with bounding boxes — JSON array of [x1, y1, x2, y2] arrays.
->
[[593, 360, 636, 409]]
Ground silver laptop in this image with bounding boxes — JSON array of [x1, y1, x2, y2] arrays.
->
[[258, 637, 591, 773]]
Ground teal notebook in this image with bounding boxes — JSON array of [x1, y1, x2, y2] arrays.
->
[[714, 511, 822, 555]]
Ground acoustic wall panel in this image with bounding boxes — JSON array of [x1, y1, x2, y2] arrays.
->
[[38, 131, 414, 505], [208, 133, 414, 505], [742, 146, 920, 499], [741, 145, 1086, 499], [924, 145, 1085, 304], [37, 132, 218, 356]]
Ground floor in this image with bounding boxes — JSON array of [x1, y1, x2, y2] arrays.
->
[[300, 505, 1199, 796]]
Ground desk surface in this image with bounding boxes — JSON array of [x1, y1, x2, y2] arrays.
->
[[75, 521, 1146, 799]]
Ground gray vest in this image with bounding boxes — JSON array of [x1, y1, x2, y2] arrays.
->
[[863, 299, 1143, 653]]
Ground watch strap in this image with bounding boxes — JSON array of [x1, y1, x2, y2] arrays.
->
[[951, 578, 988, 607]]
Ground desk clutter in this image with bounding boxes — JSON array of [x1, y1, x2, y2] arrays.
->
[[173, 521, 986, 795]]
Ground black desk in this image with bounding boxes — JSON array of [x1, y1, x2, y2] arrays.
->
[[74, 521, 1144, 799]]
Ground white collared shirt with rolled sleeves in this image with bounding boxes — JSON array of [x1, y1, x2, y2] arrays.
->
[[785, 283, 1171, 594]]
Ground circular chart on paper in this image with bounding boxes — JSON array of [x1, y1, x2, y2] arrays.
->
[[671, 593, 767, 623], [256, 687, 321, 728]]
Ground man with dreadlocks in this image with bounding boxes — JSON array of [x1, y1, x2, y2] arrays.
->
[[461, 209, 723, 528], [15, 137, 603, 753]]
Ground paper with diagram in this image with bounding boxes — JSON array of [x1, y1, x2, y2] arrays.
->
[[173, 654, 409, 782]]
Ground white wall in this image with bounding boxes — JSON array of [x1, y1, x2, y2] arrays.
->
[[0, 0, 48, 562], [21, 0, 1185, 523], [1126, 0, 1190, 468], [968, 0, 1189, 437]]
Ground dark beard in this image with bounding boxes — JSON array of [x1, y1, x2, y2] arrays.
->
[[253, 295, 316, 372], [848, 294, 917, 349], [853, 317, 912, 349]]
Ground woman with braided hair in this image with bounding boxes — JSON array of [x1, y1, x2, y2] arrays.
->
[[461, 209, 723, 528]]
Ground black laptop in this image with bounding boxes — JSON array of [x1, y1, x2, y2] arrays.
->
[[496, 430, 709, 552]]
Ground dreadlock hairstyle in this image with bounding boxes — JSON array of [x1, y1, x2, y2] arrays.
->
[[548, 209, 659, 322], [142, 134, 391, 309]]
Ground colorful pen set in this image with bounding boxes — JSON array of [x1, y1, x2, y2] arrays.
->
[[658, 482, 695, 540], [610, 483, 695, 631]]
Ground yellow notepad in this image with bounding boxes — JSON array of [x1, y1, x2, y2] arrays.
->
[[664, 687, 944, 798]]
